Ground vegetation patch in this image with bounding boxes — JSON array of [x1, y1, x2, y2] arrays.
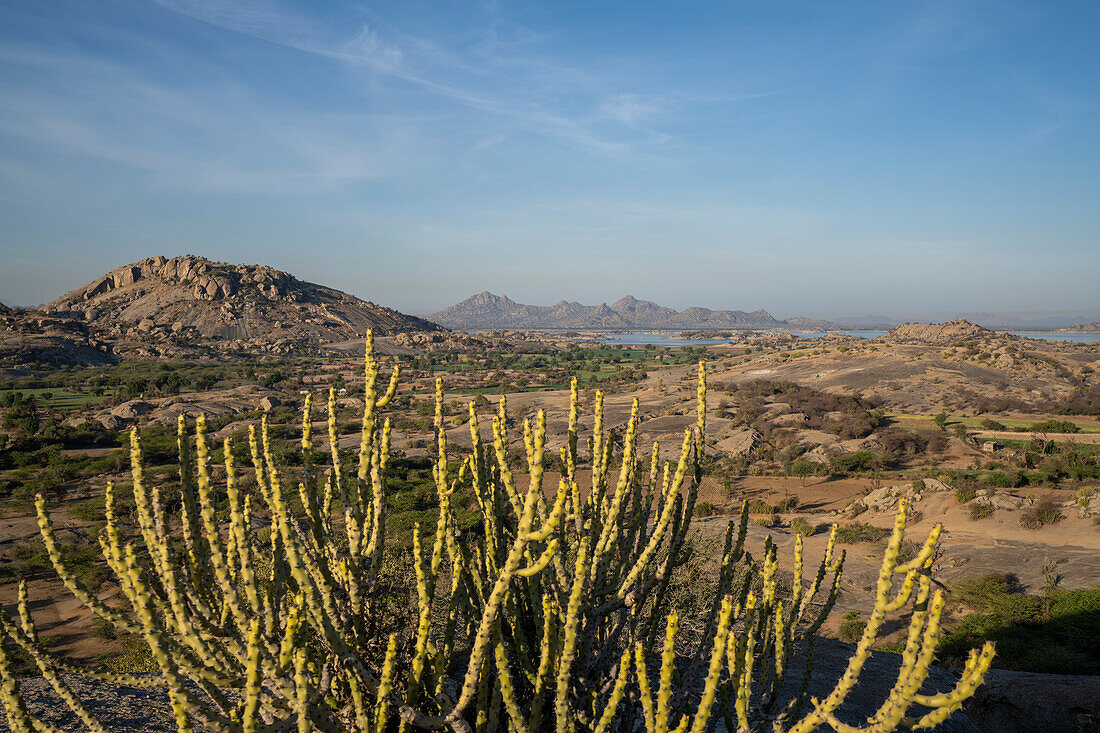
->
[[834, 522, 890, 544], [940, 574, 1100, 675], [968, 503, 993, 520], [1018, 500, 1063, 529], [954, 487, 977, 504]]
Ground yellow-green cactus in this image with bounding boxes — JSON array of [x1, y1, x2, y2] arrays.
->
[[0, 332, 992, 733]]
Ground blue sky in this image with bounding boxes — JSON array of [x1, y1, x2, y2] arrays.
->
[[1, 0, 1097, 317]]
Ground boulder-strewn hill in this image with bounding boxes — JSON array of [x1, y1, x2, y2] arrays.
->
[[430, 292, 784, 330], [44, 256, 445, 352], [1058, 320, 1100, 333], [879, 319, 997, 345]]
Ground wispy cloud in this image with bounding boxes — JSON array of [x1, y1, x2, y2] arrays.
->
[[152, 0, 681, 159], [0, 40, 442, 193]]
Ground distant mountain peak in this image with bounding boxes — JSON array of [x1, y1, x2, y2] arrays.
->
[[429, 293, 782, 330]]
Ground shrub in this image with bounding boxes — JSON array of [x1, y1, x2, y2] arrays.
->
[[838, 611, 867, 643], [748, 499, 777, 515], [791, 518, 815, 537], [983, 470, 1026, 489], [70, 497, 106, 522], [941, 576, 1100, 675], [968, 503, 993, 520], [834, 522, 890, 544], [695, 501, 719, 517], [1019, 500, 1063, 529], [1029, 419, 1080, 434], [775, 495, 800, 512], [954, 487, 977, 504], [829, 451, 878, 475], [980, 418, 1006, 431]]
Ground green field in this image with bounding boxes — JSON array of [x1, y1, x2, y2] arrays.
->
[[0, 388, 109, 411], [884, 411, 1100, 434]]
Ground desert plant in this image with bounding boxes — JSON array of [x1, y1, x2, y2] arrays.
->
[[1019, 500, 1063, 529], [747, 499, 777, 515], [834, 522, 890, 544], [968, 503, 993, 520], [954, 487, 977, 504], [790, 518, 815, 537], [838, 612, 866, 643], [0, 336, 992, 732], [695, 501, 720, 517]]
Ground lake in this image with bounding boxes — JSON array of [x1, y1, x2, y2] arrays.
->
[[599, 330, 1100, 346]]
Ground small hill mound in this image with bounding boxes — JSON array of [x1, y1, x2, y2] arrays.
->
[[44, 256, 444, 351], [880, 319, 996, 344]]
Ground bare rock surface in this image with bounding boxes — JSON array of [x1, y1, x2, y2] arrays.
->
[[68, 385, 284, 429], [0, 308, 116, 367]]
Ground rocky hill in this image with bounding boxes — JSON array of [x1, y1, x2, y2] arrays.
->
[[1058, 320, 1100, 333], [430, 292, 784, 330], [879, 319, 998, 344], [43, 256, 445, 353]]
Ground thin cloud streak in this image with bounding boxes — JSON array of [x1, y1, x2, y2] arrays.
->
[[152, 0, 689, 159]]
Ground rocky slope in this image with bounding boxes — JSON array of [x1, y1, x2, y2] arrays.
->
[[44, 256, 445, 353], [430, 292, 784, 330], [0, 307, 116, 367]]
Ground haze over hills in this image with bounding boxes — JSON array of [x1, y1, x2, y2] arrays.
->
[[430, 293, 1100, 333], [430, 292, 788, 330]]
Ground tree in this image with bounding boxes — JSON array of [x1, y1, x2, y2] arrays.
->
[[787, 459, 819, 487]]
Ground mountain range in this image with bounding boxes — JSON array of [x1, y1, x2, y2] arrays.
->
[[429, 292, 791, 330]]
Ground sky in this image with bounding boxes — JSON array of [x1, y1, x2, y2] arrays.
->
[[1, 0, 1098, 318]]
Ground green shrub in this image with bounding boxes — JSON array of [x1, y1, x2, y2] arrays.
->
[[1019, 500, 1062, 529], [838, 611, 866, 643], [748, 499, 776, 515], [775, 495, 799, 512], [1029, 420, 1080, 434], [695, 501, 720, 517], [829, 451, 878, 475], [983, 470, 1028, 489], [954, 487, 977, 504], [941, 576, 1100, 674], [834, 522, 889, 544], [790, 518, 815, 537], [968, 503, 993, 520], [70, 497, 106, 522]]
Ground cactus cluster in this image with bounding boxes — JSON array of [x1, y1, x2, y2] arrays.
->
[[0, 333, 993, 732]]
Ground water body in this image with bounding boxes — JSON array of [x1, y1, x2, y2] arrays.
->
[[600, 331, 1100, 346]]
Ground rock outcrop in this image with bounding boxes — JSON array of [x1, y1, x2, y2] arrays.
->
[[43, 256, 445, 354], [0, 307, 116, 367], [879, 319, 997, 345]]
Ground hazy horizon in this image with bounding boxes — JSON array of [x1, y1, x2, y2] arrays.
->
[[4, 256, 1100, 326], [2, 1, 1098, 314]]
